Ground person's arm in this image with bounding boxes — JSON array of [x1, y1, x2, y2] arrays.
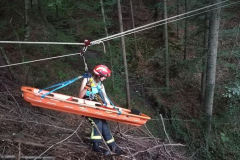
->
[[101, 85, 122, 111], [79, 78, 88, 98], [101, 84, 111, 106]]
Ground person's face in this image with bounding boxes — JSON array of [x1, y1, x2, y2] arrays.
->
[[99, 76, 107, 81]]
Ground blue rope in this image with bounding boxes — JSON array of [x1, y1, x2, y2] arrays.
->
[[97, 84, 121, 115], [40, 75, 84, 98]]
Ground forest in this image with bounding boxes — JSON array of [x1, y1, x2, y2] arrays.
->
[[0, 0, 240, 159]]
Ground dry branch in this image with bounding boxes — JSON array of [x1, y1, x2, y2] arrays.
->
[[132, 143, 186, 157], [0, 135, 46, 147], [0, 78, 189, 160], [0, 155, 55, 160]]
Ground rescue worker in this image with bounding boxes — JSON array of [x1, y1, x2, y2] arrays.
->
[[79, 65, 124, 155]]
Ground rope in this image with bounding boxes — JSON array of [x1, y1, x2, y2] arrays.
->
[[0, 41, 85, 45], [102, 1, 239, 42], [0, 39, 92, 69], [40, 76, 83, 98], [97, 84, 121, 115], [0, 52, 81, 68], [79, 40, 91, 71], [0, 0, 230, 46], [92, 0, 232, 43], [0, 0, 238, 69]]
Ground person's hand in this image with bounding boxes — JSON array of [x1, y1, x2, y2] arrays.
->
[[84, 82, 91, 90], [117, 107, 122, 112]]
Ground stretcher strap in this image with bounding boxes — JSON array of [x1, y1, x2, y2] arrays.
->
[[97, 84, 121, 115], [40, 76, 83, 98]]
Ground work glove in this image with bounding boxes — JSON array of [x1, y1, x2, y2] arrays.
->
[[84, 82, 91, 90]]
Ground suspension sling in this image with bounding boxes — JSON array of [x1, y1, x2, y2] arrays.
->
[[38, 40, 92, 97]]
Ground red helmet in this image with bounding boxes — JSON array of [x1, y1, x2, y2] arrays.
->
[[93, 65, 111, 77]]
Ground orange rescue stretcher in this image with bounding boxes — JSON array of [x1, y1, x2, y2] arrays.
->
[[21, 86, 151, 126]]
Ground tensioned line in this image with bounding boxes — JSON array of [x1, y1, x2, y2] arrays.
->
[[0, 52, 81, 68], [98, 0, 239, 42], [92, 0, 230, 43], [0, 41, 85, 45], [0, 0, 237, 68], [0, 0, 229, 46]]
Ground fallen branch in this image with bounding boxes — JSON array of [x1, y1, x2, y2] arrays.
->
[[160, 114, 171, 143], [0, 155, 55, 160], [34, 119, 84, 160], [132, 143, 186, 157], [0, 135, 45, 148]]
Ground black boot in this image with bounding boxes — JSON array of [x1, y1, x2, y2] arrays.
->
[[92, 142, 110, 155], [108, 143, 125, 155], [92, 142, 101, 152]]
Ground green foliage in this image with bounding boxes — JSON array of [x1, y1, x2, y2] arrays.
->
[[32, 70, 50, 88], [0, 20, 8, 35], [223, 83, 240, 106], [204, 83, 240, 160], [57, 70, 68, 80], [220, 27, 240, 38]]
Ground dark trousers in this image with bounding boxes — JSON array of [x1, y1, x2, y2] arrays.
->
[[88, 117, 115, 144]]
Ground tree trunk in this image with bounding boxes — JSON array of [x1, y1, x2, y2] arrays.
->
[[0, 47, 13, 74], [130, 0, 138, 58], [203, 0, 221, 149], [176, 0, 179, 38], [24, 0, 30, 41], [117, 0, 131, 108], [201, 0, 210, 103], [56, 1, 59, 21], [163, 0, 170, 89], [183, 0, 188, 60], [100, 0, 115, 91], [31, 0, 48, 25]]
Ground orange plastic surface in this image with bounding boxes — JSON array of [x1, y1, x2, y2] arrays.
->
[[21, 86, 151, 126]]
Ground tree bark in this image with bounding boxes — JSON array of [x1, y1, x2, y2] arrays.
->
[[117, 0, 131, 108], [183, 0, 188, 60], [130, 0, 138, 58], [201, 0, 210, 103], [24, 0, 30, 41], [163, 0, 170, 89], [176, 0, 179, 38], [203, 0, 221, 149], [0, 47, 13, 74], [100, 0, 115, 90]]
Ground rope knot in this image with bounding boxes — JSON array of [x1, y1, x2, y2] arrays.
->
[[84, 40, 91, 46]]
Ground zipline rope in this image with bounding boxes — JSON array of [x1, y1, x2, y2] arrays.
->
[[98, 0, 239, 42], [0, 0, 229, 46], [0, 0, 238, 69], [92, 0, 233, 43], [0, 41, 85, 45], [0, 52, 81, 68]]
